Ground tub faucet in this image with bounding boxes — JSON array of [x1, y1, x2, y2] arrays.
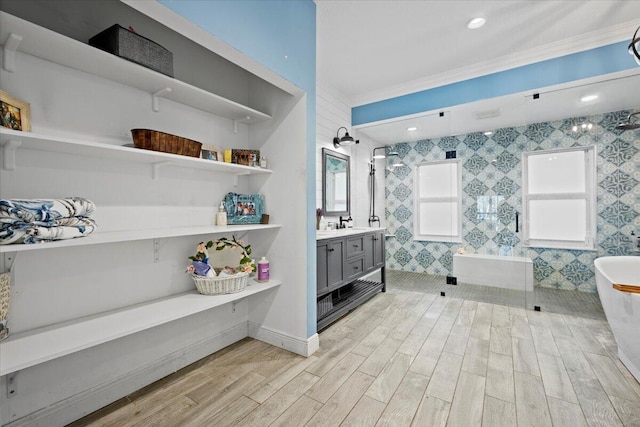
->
[[631, 231, 640, 252]]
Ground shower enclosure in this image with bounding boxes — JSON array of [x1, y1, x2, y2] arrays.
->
[[355, 71, 640, 317]]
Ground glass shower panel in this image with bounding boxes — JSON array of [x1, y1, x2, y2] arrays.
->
[[440, 96, 531, 309], [520, 73, 640, 317]]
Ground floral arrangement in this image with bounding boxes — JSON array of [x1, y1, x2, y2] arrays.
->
[[186, 235, 255, 277], [316, 208, 324, 230]]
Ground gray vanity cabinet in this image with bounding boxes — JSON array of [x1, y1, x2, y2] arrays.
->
[[317, 230, 386, 330], [317, 238, 345, 295]]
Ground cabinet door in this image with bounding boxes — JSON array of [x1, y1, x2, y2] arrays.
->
[[364, 231, 385, 272], [317, 241, 329, 294], [373, 231, 385, 268], [327, 239, 345, 289], [363, 233, 375, 273]]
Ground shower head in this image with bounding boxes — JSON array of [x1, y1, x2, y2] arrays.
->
[[618, 123, 640, 130], [372, 147, 399, 159], [616, 112, 640, 130]]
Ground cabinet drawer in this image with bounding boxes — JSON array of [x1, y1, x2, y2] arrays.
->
[[346, 236, 364, 258], [345, 257, 364, 281]]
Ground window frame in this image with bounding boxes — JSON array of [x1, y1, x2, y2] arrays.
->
[[522, 146, 597, 250], [413, 159, 462, 243]]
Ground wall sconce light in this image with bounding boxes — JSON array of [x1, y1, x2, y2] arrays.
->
[[630, 26, 640, 66], [333, 126, 359, 148]]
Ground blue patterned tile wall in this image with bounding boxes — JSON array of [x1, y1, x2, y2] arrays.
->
[[385, 109, 639, 292]]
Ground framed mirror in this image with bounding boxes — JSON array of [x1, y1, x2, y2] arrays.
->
[[322, 148, 350, 216]]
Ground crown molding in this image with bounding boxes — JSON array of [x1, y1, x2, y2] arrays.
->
[[351, 21, 639, 107]]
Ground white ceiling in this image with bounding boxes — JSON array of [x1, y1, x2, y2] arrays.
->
[[317, 0, 640, 106], [316, 0, 640, 143]]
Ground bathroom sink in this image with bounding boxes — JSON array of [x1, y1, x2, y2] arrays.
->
[[316, 229, 340, 234], [316, 227, 385, 239]]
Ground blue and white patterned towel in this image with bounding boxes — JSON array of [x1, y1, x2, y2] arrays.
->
[[0, 217, 97, 245], [0, 198, 97, 245], [0, 197, 96, 223]]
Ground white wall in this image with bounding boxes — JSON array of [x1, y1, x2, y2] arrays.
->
[[0, 16, 309, 427], [316, 81, 385, 228]]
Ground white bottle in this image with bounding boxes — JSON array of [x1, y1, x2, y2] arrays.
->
[[216, 201, 227, 226]]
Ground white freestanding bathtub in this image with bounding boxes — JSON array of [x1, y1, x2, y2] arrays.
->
[[594, 256, 640, 382], [453, 253, 534, 292]]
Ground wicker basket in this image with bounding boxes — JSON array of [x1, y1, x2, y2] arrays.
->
[[191, 271, 249, 295], [131, 129, 202, 158]]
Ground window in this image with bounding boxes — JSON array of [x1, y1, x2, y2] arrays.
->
[[522, 146, 596, 250], [414, 159, 462, 242]]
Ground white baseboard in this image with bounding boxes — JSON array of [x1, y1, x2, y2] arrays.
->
[[248, 321, 319, 357], [6, 322, 248, 427]]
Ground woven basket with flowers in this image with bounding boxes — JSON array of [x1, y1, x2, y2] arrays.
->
[[186, 236, 256, 295]]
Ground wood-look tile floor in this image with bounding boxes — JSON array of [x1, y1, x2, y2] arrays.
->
[[71, 287, 640, 427]]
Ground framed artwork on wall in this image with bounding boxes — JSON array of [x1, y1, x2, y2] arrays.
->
[[0, 90, 31, 132]]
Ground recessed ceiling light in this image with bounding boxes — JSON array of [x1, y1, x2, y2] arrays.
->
[[467, 17, 486, 29], [407, 126, 417, 131], [580, 94, 598, 103]]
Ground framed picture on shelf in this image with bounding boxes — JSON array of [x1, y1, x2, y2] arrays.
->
[[201, 145, 217, 160], [0, 90, 31, 132], [202, 144, 224, 161], [224, 192, 265, 224]]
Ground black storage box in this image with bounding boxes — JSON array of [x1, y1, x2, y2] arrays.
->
[[89, 25, 173, 77]]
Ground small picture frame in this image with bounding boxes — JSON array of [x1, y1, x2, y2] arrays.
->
[[0, 90, 31, 132], [201, 144, 219, 161], [224, 192, 265, 224]]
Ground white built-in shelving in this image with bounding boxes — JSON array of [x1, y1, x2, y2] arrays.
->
[[0, 11, 272, 123], [0, 6, 287, 384], [0, 223, 281, 253], [0, 279, 281, 376], [0, 128, 273, 178]]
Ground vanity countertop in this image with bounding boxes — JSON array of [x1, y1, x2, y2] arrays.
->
[[316, 227, 386, 241]]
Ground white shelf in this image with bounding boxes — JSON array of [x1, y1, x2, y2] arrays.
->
[[0, 223, 281, 253], [0, 128, 273, 176], [0, 11, 271, 123], [0, 279, 281, 375]]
